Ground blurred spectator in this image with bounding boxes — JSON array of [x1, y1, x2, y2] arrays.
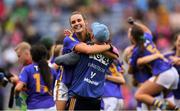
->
[[0, 0, 180, 110], [169, 3, 180, 32]]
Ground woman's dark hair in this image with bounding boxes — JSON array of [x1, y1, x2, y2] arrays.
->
[[30, 44, 52, 93], [130, 25, 145, 51]]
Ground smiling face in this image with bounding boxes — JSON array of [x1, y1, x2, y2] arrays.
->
[[70, 14, 87, 33]]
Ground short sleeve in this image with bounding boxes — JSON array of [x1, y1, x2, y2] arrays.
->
[[63, 36, 80, 52], [19, 67, 28, 84], [144, 32, 153, 42]]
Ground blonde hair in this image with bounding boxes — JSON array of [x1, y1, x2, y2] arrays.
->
[[15, 42, 31, 52]]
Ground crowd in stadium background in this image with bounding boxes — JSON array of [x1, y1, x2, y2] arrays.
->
[[0, 0, 180, 110]]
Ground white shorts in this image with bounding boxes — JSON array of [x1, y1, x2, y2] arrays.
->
[[27, 105, 56, 111], [174, 98, 180, 108], [149, 67, 179, 90], [53, 81, 68, 101], [103, 97, 123, 110]]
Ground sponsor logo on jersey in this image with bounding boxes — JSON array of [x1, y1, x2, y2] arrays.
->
[[89, 53, 110, 65], [84, 78, 99, 86]]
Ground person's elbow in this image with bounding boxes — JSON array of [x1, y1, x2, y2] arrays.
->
[[120, 79, 125, 85], [137, 59, 144, 66], [15, 82, 24, 92], [15, 86, 22, 92]]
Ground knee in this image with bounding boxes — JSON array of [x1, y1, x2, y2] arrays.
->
[[135, 90, 143, 102]]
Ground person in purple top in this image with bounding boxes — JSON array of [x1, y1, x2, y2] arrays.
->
[[102, 59, 125, 110], [165, 33, 180, 107], [15, 44, 57, 111], [54, 11, 118, 110], [128, 17, 179, 110]]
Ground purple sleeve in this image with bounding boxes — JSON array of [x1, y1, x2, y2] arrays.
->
[[63, 36, 80, 51], [144, 32, 153, 42], [19, 68, 28, 84]]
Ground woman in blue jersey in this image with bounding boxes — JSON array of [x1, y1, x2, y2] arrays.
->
[[102, 59, 125, 110], [54, 11, 118, 110], [165, 33, 180, 107], [55, 22, 119, 110], [124, 45, 154, 111], [15, 44, 57, 111], [125, 44, 169, 111], [128, 18, 179, 110]]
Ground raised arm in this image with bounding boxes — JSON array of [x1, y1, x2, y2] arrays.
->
[[134, 22, 152, 34], [128, 17, 152, 34]]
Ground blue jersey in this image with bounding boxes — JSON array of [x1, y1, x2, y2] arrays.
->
[[130, 33, 171, 76], [19, 63, 57, 109], [103, 61, 123, 98], [165, 51, 180, 99], [62, 33, 92, 87], [132, 65, 152, 83], [61, 34, 80, 87], [69, 53, 113, 98]]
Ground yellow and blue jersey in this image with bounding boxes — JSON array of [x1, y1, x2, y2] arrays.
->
[[19, 63, 57, 109], [103, 60, 123, 98], [130, 33, 172, 76], [61, 34, 80, 87], [132, 65, 152, 83], [62, 33, 92, 87]]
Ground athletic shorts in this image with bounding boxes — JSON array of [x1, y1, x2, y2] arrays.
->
[[53, 81, 68, 101], [68, 96, 101, 110], [149, 67, 179, 90], [102, 97, 123, 110]]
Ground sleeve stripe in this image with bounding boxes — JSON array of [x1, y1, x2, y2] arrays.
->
[[68, 34, 76, 41]]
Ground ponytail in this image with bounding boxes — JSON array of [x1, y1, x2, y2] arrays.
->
[[38, 59, 52, 93], [31, 44, 52, 93]]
